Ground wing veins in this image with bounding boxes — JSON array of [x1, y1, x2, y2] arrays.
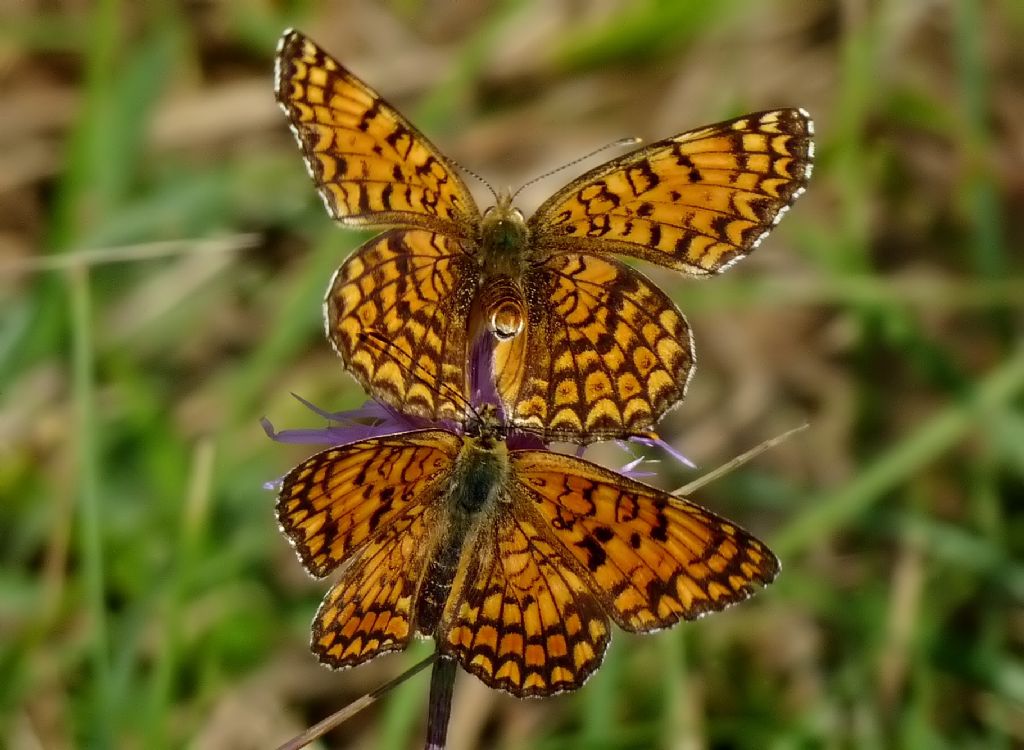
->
[[528, 484, 646, 609], [606, 191, 790, 218], [399, 265, 453, 402], [507, 511, 589, 679], [471, 529, 507, 654], [548, 263, 674, 354], [339, 462, 450, 562], [663, 505, 726, 563], [346, 252, 464, 283], [354, 253, 457, 327]]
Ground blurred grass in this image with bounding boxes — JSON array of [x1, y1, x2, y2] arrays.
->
[[775, 345, 1024, 557], [1, 1, 1022, 749], [68, 263, 110, 747]]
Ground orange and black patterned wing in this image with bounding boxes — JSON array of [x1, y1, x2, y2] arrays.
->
[[511, 451, 779, 631], [325, 229, 479, 421], [311, 497, 437, 668], [530, 109, 813, 274], [276, 429, 460, 577], [495, 253, 693, 442], [275, 29, 479, 235], [277, 430, 461, 668], [440, 506, 610, 697]]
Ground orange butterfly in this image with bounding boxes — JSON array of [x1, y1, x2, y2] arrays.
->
[[276, 404, 779, 697], [275, 29, 813, 442]]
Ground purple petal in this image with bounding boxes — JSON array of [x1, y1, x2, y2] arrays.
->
[[619, 455, 652, 478], [629, 433, 697, 469], [614, 454, 657, 479], [290, 392, 397, 424], [261, 395, 431, 447], [469, 333, 503, 417], [262, 417, 407, 445]]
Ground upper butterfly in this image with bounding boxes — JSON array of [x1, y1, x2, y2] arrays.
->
[[274, 29, 813, 443]]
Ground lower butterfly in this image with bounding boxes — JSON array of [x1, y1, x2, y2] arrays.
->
[[276, 405, 779, 697]]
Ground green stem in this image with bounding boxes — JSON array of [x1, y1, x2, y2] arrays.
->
[[70, 263, 112, 745]]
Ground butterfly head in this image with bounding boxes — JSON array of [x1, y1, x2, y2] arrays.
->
[[462, 402, 506, 446]]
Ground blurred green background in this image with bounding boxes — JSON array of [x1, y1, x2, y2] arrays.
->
[[2, 1, 1022, 748]]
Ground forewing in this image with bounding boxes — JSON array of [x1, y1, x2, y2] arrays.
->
[[530, 109, 813, 274], [511, 451, 779, 631], [495, 253, 693, 442], [276, 430, 461, 577], [440, 508, 610, 697], [275, 29, 479, 234], [326, 229, 479, 421]]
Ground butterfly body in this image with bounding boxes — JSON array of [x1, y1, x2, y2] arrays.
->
[[413, 430, 509, 637], [475, 191, 531, 339], [277, 29, 813, 442]]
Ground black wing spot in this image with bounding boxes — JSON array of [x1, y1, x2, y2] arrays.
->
[[577, 535, 607, 572], [356, 99, 382, 132], [626, 162, 660, 195], [710, 213, 733, 239]]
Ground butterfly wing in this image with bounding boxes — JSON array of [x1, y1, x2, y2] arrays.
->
[[439, 505, 610, 697], [311, 498, 438, 668], [276, 429, 461, 577], [277, 430, 462, 668], [325, 229, 480, 421], [494, 253, 693, 442], [510, 451, 779, 631], [529, 109, 813, 274], [275, 29, 480, 235]]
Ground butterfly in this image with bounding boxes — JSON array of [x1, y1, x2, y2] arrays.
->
[[274, 29, 813, 443], [276, 402, 779, 698]]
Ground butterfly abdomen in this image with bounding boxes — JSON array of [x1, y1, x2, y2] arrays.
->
[[417, 537, 464, 639], [477, 275, 527, 340], [416, 439, 508, 637]]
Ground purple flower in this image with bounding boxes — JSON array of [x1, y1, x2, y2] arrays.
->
[[261, 392, 438, 447], [625, 433, 697, 469], [617, 454, 657, 480], [262, 333, 693, 482], [468, 332, 503, 418]]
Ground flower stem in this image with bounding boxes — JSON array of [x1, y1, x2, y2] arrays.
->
[[424, 654, 458, 750]]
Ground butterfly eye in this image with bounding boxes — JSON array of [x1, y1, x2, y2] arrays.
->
[[512, 208, 525, 221]]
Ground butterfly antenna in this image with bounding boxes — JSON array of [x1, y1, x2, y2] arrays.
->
[[450, 157, 498, 202], [511, 136, 642, 202], [359, 332, 482, 421]]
